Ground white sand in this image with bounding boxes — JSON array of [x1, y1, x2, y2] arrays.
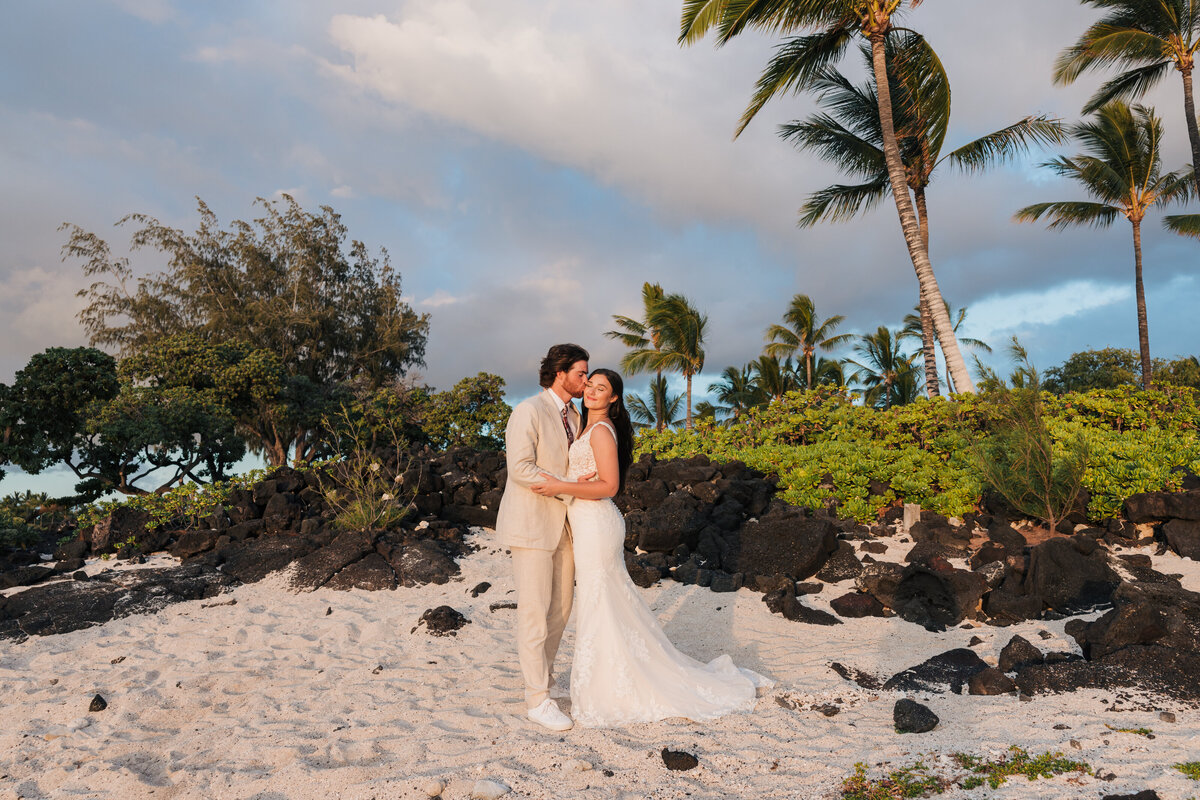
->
[[2, 531, 1199, 800]]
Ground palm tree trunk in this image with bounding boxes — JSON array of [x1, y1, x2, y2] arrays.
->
[[913, 189, 940, 398], [805, 350, 813, 389], [1132, 219, 1152, 389], [868, 30, 976, 394], [655, 368, 664, 432], [1181, 67, 1200, 198], [685, 372, 693, 430]]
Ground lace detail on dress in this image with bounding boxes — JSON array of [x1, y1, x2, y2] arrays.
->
[[564, 419, 772, 728]]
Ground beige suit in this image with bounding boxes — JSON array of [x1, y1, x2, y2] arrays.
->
[[496, 390, 578, 707]]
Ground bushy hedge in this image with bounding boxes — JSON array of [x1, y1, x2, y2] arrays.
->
[[636, 386, 1200, 521]]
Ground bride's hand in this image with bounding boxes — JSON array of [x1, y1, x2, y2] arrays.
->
[[531, 472, 566, 496]]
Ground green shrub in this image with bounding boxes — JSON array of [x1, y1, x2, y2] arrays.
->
[[77, 469, 267, 531], [636, 386, 1200, 522]]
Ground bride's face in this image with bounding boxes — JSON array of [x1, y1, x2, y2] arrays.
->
[[582, 374, 617, 415]]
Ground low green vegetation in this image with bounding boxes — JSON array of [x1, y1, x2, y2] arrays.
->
[[952, 747, 1091, 789], [637, 385, 1200, 522], [1105, 724, 1153, 737], [1175, 762, 1200, 780], [842, 749, 1091, 798], [841, 761, 945, 799]]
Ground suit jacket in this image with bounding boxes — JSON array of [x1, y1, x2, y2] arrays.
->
[[495, 390, 578, 550]]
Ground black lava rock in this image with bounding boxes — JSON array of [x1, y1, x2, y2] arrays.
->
[[416, 605, 468, 636], [893, 698, 938, 733], [661, 748, 699, 771]]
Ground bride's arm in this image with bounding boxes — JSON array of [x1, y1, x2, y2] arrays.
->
[[530, 426, 620, 500]]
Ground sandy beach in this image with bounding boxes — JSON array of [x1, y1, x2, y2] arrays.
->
[[2, 529, 1198, 800]]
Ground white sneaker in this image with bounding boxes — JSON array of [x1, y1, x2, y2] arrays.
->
[[527, 698, 573, 731]]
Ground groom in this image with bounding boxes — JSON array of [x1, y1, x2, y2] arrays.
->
[[496, 343, 590, 731]]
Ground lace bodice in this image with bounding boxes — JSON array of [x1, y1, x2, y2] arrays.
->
[[566, 421, 616, 481]]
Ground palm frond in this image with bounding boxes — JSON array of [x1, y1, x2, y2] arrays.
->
[[1082, 60, 1172, 113], [1014, 200, 1120, 229], [797, 177, 890, 226], [738, 25, 854, 136], [1163, 213, 1200, 238], [945, 116, 1067, 173]]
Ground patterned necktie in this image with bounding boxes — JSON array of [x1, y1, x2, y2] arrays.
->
[[561, 405, 575, 446]]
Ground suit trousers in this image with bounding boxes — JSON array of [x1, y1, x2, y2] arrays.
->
[[510, 529, 574, 708]]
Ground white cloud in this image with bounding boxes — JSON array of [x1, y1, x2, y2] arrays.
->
[[419, 289, 467, 308], [962, 279, 1131, 344], [322, 2, 800, 233]]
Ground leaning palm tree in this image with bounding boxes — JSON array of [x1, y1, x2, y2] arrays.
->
[[606, 282, 669, 430], [681, 0, 977, 393], [627, 376, 685, 430], [1055, 0, 1200, 197], [1016, 103, 1194, 389], [624, 294, 707, 429], [763, 294, 853, 388], [901, 301, 992, 393], [846, 326, 919, 409], [783, 34, 1062, 397]]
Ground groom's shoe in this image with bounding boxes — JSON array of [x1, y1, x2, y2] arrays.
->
[[528, 699, 573, 731]]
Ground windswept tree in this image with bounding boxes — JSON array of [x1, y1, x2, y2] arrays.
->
[[847, 326, 919, 409], [61, 195, 429, 465], [623, 294, 707, 429], [680, 0, 977, 393], [1055, 0, 1200, 196], [763, 294, 852, 388], [605, 282, 669, 430], [1015, 103, 1194, 388], [781, 33, 1061, 396], [749, 355, 802, 402]]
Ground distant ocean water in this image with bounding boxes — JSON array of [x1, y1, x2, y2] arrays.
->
[[1, 452, 269, 501]]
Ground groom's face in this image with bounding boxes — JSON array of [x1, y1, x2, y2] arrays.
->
[[559, 360, 589, 399]]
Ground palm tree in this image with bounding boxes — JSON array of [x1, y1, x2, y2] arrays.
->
[[750, 354, 803, 402], [846, 326, 919, 409], [1055, 0, 1200, 197], [763, 294, 853, 388], [901, 301, 993, 394], [627, 375, 684, 430], [624, 294, 707, 429], [781, 34, 1062, 397], [1015, 102, 1193, 389], [680, 0, 978, 393], [814, 355, 848, 387], [707, 364, 764, 422], [606, 282, 668, 430]]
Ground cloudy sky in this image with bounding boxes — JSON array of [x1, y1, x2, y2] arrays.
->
[[3, 0, 1198, 413]]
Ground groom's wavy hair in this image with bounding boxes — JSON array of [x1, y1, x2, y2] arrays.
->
[[581, 368, 635, 495], [538, 343, 590, 388]]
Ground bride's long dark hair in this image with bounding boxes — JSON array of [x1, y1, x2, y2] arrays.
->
[[580, 368, 634, 494]]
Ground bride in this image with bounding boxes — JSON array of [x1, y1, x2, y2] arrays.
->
[[531, 368, 771, 727]]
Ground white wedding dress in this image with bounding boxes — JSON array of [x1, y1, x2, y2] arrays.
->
[[566, 421, 773, 727]]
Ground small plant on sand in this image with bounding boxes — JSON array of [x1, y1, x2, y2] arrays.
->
[[1105, 724, 1153, 737], [841, 761, 945, 799], [951, 747, 1090, 789], [1176, 762, 1200, 780], [318, 405, 413, 531]]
